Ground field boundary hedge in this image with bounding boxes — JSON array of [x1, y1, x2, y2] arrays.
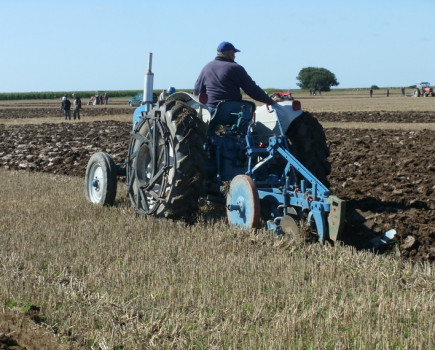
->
[[0, 89, 198, 101]]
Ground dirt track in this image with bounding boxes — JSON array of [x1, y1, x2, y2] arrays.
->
[[0, 107, 434, 349]]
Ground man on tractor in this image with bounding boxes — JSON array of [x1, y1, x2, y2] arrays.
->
[[194, 41, 279, 109]]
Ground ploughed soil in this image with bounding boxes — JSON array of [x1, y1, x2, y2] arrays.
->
[[0, 106, 132, 119], [0, 108, 434, 348], [0, 307, 67, 350], [314, 110, 435, 123], [0, 107, 433, 122]]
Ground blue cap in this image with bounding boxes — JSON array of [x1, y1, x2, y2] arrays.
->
[[217, 41, 240, 53]]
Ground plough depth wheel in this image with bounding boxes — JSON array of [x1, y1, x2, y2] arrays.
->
[[226, 175, 261, 229]]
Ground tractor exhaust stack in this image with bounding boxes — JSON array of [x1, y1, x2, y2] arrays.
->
[[143, 52, 154, 111]]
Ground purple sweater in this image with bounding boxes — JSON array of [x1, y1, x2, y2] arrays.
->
[[194, 57, 274, 107]]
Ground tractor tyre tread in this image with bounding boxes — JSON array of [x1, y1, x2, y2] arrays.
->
[[159, 101, 206, 218], [129, 100, 206, 219], [286, 111, 331, 187]]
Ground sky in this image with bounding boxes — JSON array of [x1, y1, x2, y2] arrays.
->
[[0, 0, 434, 93]]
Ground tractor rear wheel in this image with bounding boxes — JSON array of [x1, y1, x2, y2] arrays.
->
[[126, 100, 206, 219], [286, 111, 331, 187]]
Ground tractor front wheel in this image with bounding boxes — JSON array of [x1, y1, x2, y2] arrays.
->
[[84, 152, 118, 206]]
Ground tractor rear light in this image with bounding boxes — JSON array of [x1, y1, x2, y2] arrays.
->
[[292, 100, 301, 111], [199, 92, 208, 104]]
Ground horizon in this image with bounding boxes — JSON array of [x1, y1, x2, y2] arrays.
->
[[0, 85, 421, 95]]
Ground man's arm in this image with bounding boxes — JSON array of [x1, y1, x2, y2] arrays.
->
[[237, 66, 275, 105]]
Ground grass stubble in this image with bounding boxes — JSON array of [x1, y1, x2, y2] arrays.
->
[[0, 168, 434, 349]]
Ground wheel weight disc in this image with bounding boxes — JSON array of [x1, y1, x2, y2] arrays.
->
[[226, 175, 261, 229]]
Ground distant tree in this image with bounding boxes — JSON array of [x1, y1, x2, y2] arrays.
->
[[371, 85, 380, 90], [296, 67, 339, 92]]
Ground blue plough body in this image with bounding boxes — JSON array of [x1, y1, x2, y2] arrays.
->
[[175, 97, 346, 242]]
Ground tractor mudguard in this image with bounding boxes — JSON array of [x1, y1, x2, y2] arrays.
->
[[132, 104, 147, 127], [166, 92, 212, 123], [254, 101, 303, 135], [133, 92, 205, 128], [165, 93, 303, 136]]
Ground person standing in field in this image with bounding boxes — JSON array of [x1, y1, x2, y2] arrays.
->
[[62, 96, 71, 120], [369, 89, 373, 98], [194, 41, 278, 109], [72, 93, 81, 120]]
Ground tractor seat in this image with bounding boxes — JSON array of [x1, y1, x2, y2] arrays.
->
[[210, 100, 256, 127]]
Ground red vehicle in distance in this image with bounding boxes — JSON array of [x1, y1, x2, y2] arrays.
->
[[269, 92, 294, 101]]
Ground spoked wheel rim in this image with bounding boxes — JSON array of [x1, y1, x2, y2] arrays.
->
[[127, 117, 175, 215]]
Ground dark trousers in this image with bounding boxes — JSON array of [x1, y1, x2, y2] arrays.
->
[[73, 109, 80, 120]]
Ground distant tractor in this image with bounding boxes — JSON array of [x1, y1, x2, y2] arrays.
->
[[414, 82, 434, 97], [128, 93, 143, 107], [269, 92, 294, 101], [128, 92, 158, 107], [88, 91, 108, 105]]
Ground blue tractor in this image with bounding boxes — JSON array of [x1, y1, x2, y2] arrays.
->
[[85, 55, 345, 243]]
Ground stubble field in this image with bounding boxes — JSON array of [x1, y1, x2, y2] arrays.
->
[[0, 92, 434, 349]]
